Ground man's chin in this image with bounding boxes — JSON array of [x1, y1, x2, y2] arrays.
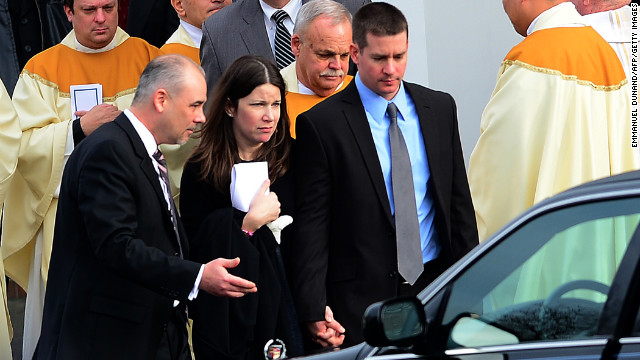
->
[[176, 137, 189, 146]]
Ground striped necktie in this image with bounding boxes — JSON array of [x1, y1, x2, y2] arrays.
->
[[153, 149, 184, 258], [272, 10, 296, 69]]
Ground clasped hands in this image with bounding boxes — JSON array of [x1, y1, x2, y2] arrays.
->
[[307, 306, 346, 347]]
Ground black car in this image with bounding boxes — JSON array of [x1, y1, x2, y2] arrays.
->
[[295, 170, 640, 360]]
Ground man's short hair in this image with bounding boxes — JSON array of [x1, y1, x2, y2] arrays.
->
[[352, 2, 408, 49], [64, 0, 119, 13], [293, 0, 351, 42], [132, 54, 204, 105]]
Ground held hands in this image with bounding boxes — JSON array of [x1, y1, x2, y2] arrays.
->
[[76, 103, 121, 136], [242, 180, 281, 233], [199, 257, 257, 297], [306, 306, 345, 347]]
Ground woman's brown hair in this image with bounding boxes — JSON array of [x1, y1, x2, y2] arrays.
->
[[190, 55, 292, 194]]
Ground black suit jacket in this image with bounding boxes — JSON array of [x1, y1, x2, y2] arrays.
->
[[291, 81, 478, 346], [199, 0, 370, 91], [126, 0, 179, 47], [35, 114, 201, 359]]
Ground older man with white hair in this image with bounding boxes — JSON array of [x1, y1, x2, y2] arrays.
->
[[280, 0, 353, 137]]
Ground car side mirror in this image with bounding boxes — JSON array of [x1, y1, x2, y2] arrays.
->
[[362, 296, 427, 348]]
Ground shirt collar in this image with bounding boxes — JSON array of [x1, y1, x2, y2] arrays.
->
[[527, 2, 584, 35], [124, 109, 158, 157], [297, 80, 317, 95], [75, 33, 118, 53], [354, 73, 409, 124], [181, 19, 203, 48], [583, 5, 631, 43], [297, 79, 345, 96], [260, 0, 302, 25]]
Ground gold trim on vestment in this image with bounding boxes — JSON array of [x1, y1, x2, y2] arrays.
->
[[504, 60, 628, 91]]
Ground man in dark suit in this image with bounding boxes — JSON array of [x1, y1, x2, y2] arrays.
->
[[199, 0, 369, 91], [291, 2, 478, 349], [123, 0, 179, 47], [34, 54, 258, 360]]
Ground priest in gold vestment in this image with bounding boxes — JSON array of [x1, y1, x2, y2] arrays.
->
[[468, 0, 637, 242]]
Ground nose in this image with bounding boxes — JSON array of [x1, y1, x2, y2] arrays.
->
[[382, 58, 396, 75], [263, 106, 277, 122], [328, 55, 342, 70], [95, 8, 106, 23], [195, 108, 206, 124]]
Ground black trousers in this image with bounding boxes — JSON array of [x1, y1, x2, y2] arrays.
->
[[156, 306, 191, 360]]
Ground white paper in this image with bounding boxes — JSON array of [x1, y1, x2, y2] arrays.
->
[[230, 162, 269, 212], [70, 84, 102, 119]]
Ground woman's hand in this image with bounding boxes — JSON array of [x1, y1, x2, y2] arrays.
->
[[242, 180, 280, 233]]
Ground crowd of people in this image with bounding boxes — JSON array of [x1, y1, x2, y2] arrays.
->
[[0, 0, 635, 359]]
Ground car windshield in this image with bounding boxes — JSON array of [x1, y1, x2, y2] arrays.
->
[[440, 197, 640, 349]]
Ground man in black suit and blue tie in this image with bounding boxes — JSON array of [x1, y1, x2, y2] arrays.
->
[[290, 2, 479, 349]]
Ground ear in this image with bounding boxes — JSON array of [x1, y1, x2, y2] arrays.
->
[[153, 89, 169, 112], [64, 5, 73, 22], [350, 43, 360, 66], [224, 99, 235, 117], [171, 0, 187, 18], [291, 34, 302, 57]]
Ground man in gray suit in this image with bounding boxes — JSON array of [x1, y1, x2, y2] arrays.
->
[[200, 0, 369, 91]]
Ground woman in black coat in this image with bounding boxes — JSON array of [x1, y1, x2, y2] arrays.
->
[[180, 55, 301, 359]]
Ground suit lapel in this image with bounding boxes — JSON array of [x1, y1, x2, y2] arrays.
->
[[406, 83, 444, 211], [114, 115, 183, 249], [341, 83, 394, 225], [240, 0, 275, 62]]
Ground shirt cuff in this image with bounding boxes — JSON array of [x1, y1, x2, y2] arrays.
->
[[72, 118, 86, 145], [188, 264, 205, 301]]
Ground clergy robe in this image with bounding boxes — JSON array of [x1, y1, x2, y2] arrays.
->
[[0, 78, 20, 360], [468, 3, 637, 242]]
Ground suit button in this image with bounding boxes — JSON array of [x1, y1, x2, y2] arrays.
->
[[389, 271, 398, 278], [174, 252, 180, 257]]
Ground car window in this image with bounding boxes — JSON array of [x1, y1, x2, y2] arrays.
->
[[439, 198, 640, 349]]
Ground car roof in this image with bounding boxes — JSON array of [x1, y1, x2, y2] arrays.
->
[[538, 170, 640, 204]]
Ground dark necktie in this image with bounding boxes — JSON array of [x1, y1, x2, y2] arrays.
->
[[272, 10, 295, 69], [153, 149, 184, 259], [387, 102, 423, 285]]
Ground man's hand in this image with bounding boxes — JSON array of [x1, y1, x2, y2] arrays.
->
[[306, 306, 345, 347], [242, 180, 281, 233], [199, 258, 257, 297], [76, 103, 121, 136]]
